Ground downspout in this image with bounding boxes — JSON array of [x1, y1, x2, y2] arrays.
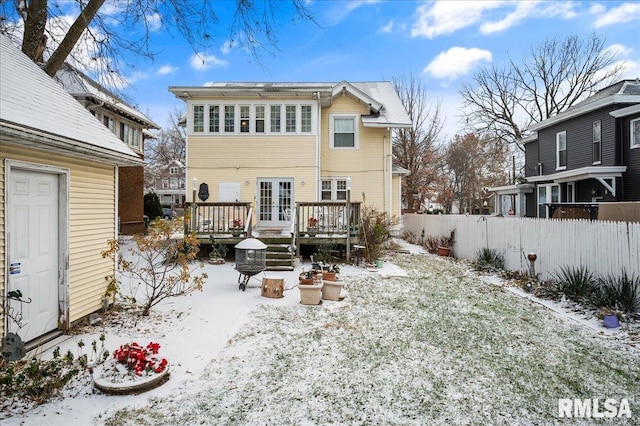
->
[[383, 134, 386, 214], [316, 94, 321, 200]]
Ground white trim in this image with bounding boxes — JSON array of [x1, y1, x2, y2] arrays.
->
[[526, 165, 627, 183], [329, 114, 359, 149], [609, 103, 640, 118], [556, 131, 567, 171], [5, 159, 71, 333], [631, 117, 640, 149]]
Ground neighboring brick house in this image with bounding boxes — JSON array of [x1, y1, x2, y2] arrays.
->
[[149, 159, 187, 206], [54, 63, 159, 234], [493, 79, 640, 221]]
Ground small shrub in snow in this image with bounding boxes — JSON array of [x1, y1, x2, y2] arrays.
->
[[590, 271, 640, 314], [472, 248, 505, 272], [553, 265, 597, 303]]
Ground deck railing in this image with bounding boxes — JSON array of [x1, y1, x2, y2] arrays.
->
[[295, 202, 361, 236], [185, 202, 252, 235]]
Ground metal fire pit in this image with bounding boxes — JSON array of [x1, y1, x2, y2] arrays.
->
[[234, 238, 267, 291]]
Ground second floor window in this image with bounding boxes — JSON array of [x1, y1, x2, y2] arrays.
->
[[286, 105, 296, 133], [103, 115, 114, 132], [556, 131, 566, 170], [240, 105, 250, 133], [271, 105, 281, 132], [224, 105, 235, 132], [255, 105, 265, 133], [209, 106, 220, 132], [592, 120, 601, 164], [331, 116, 357, 148], [193, 105, 204, 132], [169, 167, 178, 175], [301, 105, 312, 132], [632, 118, 640, 149]]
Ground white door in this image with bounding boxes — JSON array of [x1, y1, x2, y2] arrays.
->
[[7, 169, 59, 342], [257, 178, 293, 226]]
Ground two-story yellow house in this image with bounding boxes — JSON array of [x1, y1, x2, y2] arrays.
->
[[169, 81, 411, 240]]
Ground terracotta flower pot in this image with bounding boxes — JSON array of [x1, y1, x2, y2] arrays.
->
[[323, 272, 337, 281], [437, 247, 451, 257], [299, 277, 315, 285]]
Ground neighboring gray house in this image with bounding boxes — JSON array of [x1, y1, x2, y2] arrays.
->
[[496, 79, 640, 220], [148, 159, 187, 206]]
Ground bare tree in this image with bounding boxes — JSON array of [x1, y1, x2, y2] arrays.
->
[[144, 108, 186, 190], [1, 1, 314, 83], [438, 133, 509, 214], [392, 74, 444, 212], [460, 33, 623, 153]]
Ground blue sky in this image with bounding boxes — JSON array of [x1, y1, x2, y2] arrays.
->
[[119, 0, 640, 139]]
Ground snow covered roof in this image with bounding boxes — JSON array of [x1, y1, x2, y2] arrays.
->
[[169, 81, 412, 129], [55, 63, 159, 129], [0, 34, 143, 166], [528, 79, 640, 132]]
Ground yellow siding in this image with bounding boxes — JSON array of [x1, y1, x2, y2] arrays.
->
[[321, 95, 392, 214], [187, 135, 317, 202], [1, 143, 116, 330]]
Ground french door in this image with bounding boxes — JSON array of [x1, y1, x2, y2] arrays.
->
[[257, 178, 293, 225]]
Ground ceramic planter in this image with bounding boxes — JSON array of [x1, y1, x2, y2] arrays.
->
[[603, 314, 620, 328], [321, 280, 344, 301], [298, 281, 323, 305]]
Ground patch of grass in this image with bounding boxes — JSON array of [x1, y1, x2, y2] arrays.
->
[[104, 255, 640, 425]]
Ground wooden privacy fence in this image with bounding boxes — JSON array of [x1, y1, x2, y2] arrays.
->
[[403, 214, 640, 280]]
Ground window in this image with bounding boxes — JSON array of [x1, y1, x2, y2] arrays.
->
[[331, 115, 357, 148], [556, 131, 566, 170], [537, 186, 547, 218], [170, 167, 178, 175], [255, 106, 265, 133], [632, 118, 640, 149], [224, 105, 235, 132], [321, 180, 332, 200], [270, 105, 281, 132], [321, 178, 350, 201], [209, 106, 220, 132], [286, 105, 296, 133], [119, 122, 127, 143], [162, 180, 169, 189], [193, 105, 204, 132], [103, 115, 114, 132], [592, 120, 601, 164], [240, 105, 250, 133], [132, 128, 139, 148], [301, 105, 312, 132]]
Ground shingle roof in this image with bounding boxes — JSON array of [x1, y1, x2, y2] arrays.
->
[[0, 34, 142, 165]]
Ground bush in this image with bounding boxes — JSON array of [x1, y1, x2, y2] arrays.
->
[[144, 192, 163, 220], [359, 204, 395, 262], [472, 248, 505, 272], [590, 271, 640, 314], [553, 265, 597, 303]]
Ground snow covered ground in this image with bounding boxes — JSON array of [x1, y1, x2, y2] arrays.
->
[[3, 239, 639, 425]]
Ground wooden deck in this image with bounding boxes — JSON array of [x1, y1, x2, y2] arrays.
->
[[185, 201, 361, 269]]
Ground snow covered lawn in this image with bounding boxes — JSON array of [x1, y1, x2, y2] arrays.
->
[[95, 253, 639, 425]]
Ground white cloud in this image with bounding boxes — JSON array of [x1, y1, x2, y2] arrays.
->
[[411, 1, 503, 38], [146, 13, 163, 32], [221, 39, 237, 55], [190, 53, 228, 71], [589, 3, 606, 14], [324, 0, 380, 25], [157, 64, 179, 75], [380, 20, 394, 33], [603, 43, 632, 58], [592, 2, 640, 28], [480, 1, 538, 34], [424, 47, 492, 80]]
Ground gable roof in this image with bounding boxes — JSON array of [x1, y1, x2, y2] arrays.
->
[[0, 34, 142, 166], [528, 79, 640, 132], [55, 62, 159, 129], [169, 81, 412, 129]]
